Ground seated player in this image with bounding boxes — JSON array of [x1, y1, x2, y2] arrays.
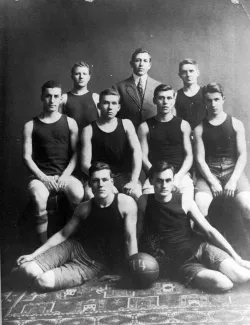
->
[[194, 83, 250, 219], [16, 162, 138, 291], [138, 84, 193, 197], [138, 160, 250, 292], [175, 59, 207, 130], [113, 48, 161, 129], [23, 80, 84, 243], [81, 88, 142, 201], [60, 61, 99, 131]]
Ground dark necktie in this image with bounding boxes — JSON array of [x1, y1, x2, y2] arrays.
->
[[137, 78, 144, 101]]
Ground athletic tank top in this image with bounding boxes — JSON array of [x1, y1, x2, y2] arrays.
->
[[145, 193, 201, 263], [175, 88, 207, 130], [91, 118, 132, 174], [147, 116, 184, 172], [64, 92, 98, 131], [32, 115, 71, 175], [202, 114, 237, 161], [75, 194, 125, 268]]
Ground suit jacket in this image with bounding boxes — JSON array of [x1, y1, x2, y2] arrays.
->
[[114, 75, 161, 128]]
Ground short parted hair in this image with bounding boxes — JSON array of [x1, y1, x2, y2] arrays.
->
[[203, 82, 224, 98], [154, 84, 176, 98], [41, 80, 62, 95], [99, 88, 120, 103], [131, 48, 152, 62], [89, 161, 113, 179], [71, 61, 91, 75], [179, 58, 198, 73], [148, 160, 175, 184]]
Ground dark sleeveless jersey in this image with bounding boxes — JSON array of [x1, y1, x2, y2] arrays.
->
[[145, 193, 201, 263], [74, 194, 125, 269], [32, 115, 71, 176], [63, 91, 98, 131], [175, 88, 207, 130], [202, 114, 237, 161], [91, 118, 132, 174], [147, 116, 185, 172]]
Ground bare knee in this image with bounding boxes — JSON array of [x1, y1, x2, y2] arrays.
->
[[34, 272, 56, 291], [65, 180, 84, 206], [195, 193, 212, 217], [193, 271, 233, 292], [19, 261, 43, 279], [30, 190, 49, 211]]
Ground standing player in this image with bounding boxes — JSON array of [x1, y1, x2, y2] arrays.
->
[[81, 88, 142, 201], [138, 160, 250, 292], [194, 82, 250, 219], [61, 61, 99, 131], [23, 80, 84, 243], [114, 48, 161, 129], [175, 59, 206, 130], [16, 162, 138, 291], [138, 84, 193, 196]]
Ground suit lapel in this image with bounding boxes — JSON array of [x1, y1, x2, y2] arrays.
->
[[125, 76, 141, 108], [143, 77, 154, 105]]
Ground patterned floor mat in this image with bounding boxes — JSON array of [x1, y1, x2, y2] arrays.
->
[[2, 279, 250, 325]]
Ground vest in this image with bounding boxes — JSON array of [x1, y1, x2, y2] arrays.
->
[[32, 115, 71, 175]]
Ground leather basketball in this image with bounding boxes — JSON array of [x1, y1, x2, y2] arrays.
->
[[127, 252, 159, 287]]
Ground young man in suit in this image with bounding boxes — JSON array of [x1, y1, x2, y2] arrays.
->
[[114, 48, 161, 129]]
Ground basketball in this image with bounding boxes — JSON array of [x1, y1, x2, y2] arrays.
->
[[127, 252, 159, 287]]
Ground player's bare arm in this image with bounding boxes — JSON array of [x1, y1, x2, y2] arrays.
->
[[138, 122, 152, 173], [81, 124, 93, 176]]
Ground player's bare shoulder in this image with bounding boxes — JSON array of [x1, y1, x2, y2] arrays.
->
[[73, 200, 92, 221], [232, 116, 245, 133], [23, 119, 34, 135], [117, 193, 137, 217]]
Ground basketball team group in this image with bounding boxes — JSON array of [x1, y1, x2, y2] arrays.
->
[[15, 48, 250, 293]]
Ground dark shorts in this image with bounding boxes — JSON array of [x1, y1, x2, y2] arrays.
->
[[34, 239, 106, 289], [178, 242, 231, 286], [195, 158, 250, 196]]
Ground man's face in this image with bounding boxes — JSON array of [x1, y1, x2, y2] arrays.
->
[[41, 87, 62, 112], [130, 52, 152, 76], [152, 169, 175, 198], [204, 92, 225, 116], [153, 90, 176, 115], [98, 95, 120, 119], [90, 169, 114, 199], [71, 66, 90, 88], [179, 64, 199, 85]]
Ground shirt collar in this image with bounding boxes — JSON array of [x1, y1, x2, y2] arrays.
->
[[133, 73, 148, 86]]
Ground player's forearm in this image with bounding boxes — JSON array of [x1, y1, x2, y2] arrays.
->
[[31, 231, 67, 259], [61, 153, 77, 177], [229, 153, 247, 183], [208, 228, 241, 260], [142, 155, 152, 174], [126, 234, 138, 257], [196, 157, 217, 184], [131, 151, 142, 182], [176, 154, 193, 179], [23, 156, 47, 181]]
